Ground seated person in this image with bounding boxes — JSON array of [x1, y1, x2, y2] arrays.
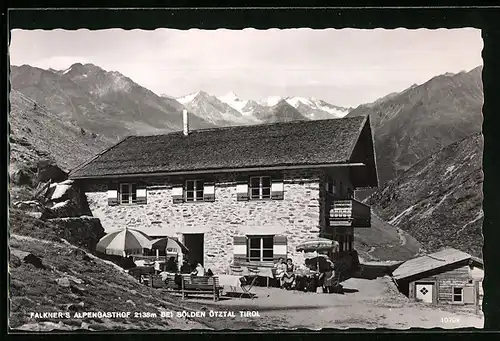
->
[[180, 260, 191, 274], [320, 258, 336, 293], [206, 269, 214, 277], [281, 258, 296, 290], [165, 256, 178, 273], [274, 258, 287, 288], [190, 262, 206, 277]]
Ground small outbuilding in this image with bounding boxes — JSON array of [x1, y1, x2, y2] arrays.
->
[[392, 248, 483, 306]]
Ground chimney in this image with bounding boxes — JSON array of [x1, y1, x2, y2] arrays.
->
[[183, 109, 189, 136]]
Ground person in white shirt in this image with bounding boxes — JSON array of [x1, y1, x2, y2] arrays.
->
[[190, 262, 205, 277]]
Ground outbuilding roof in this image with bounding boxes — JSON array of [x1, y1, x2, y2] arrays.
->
[[69, 116, 377, 182], [392, 248, 482, 281]]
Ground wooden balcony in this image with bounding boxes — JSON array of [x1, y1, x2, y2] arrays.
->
[[329, 199, 371, 228]]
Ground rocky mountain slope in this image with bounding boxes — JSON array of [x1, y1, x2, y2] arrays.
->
[[252, 99, 309, 123], [9, 90, 113, 172], [10, 64, 215, 142], [365, 133, 483, 257], [348, 66, 483, 187]]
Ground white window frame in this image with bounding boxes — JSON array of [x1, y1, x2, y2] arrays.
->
[[249, 176, 272, 200], [185, 179, 204, 202], [247, 235, 274, 262], [119, 183, 137, 204], [452, 286, 464, 303]]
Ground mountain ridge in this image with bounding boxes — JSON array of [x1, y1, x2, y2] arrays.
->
[[348, 65, 483, 188]]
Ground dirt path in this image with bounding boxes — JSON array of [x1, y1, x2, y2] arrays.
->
[[182, 277, 483, 330]]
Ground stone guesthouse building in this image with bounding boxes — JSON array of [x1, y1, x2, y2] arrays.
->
[[69, 111, 378, 273]]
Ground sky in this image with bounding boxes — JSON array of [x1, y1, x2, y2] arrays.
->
[[9, 28, 483, 107]]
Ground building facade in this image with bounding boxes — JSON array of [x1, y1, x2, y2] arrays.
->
[[71, 114, 378, 273]]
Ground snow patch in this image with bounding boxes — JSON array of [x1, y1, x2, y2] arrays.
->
[[285, 96, 349, 118], [389, 205, 416, 225], [176, 92, 200, 105], [62, 66, 73, 74], [259, 96, 283, 107], [444, 165, 456, 177], [285, 96, 313, 108], [421, 194, 450, 218], [218, 91, 249, 112]]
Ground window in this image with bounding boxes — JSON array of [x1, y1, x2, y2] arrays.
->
[[247, 235, 274, 262], [347, 235, 353, 252], [337, 235, 344, 252], [249, 176, 271, 200], [326, 177, 334, 195], [185, 180, 204, 202], [453, 287, 464, 302], [120, 183, 137, 204]]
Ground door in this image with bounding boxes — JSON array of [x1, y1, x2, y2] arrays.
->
[[415, 283, 434, 303], [183, 233, 204, 267]]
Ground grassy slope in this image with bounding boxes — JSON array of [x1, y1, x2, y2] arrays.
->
[[9, 90, 113, 172], [8, 209, 210, 330]]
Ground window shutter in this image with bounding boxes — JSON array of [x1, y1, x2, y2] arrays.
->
[[233, 236, 247, 263], [172, 183, 184, 204], [236, 178, 249, 201], [203, 182, 215, 202], [107, 183, 119, 206], [273, 235, 287, 261], [136, 182, 147, 204], [271, 178, 284, 200], [463, 285, 475, 304]]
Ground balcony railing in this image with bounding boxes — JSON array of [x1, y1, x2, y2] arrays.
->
[[329, 199, 371, 227]]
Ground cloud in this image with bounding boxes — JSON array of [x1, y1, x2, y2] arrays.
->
[[9, 28, 483, 107]]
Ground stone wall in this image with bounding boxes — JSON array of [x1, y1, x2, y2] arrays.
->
[[82, 168, 353, 273]]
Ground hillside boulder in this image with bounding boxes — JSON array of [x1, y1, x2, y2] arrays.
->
[[44, 180, 92, 218], [45, 216, 105, 251], [37, 159, 68, 184], [12, 169, 35, 186], [12, 200, 54, 219]]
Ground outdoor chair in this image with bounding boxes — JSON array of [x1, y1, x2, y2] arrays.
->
[[229, 264, 244, 276], [240, 267, 260, 299]]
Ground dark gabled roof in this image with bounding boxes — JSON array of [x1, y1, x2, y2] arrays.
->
[[69, 116, 372, 179], [392, 248, 483, 281]]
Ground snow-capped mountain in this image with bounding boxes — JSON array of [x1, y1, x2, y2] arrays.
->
[[218, 91, 249, 113], [215, 92, 351, 120], [254, 99, 308, 123], [175, 91, 258, 127], [266, 96, 350, 120]]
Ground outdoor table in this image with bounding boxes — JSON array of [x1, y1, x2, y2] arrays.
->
[[218, 274, 245, 295], [229, 264, 276, 298], [229, 265, 275, 286]]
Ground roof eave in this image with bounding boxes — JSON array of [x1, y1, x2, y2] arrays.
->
[[69, 162, 367, 180]]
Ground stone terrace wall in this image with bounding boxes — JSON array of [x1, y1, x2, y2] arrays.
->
[[82, 169, 345, 273]]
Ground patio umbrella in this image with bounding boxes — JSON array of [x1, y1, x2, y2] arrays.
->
[[96, 227, 153, 257], [151, 237, 189, 255], [296, 238, 339, 253], [297, 238, 339, 273]]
